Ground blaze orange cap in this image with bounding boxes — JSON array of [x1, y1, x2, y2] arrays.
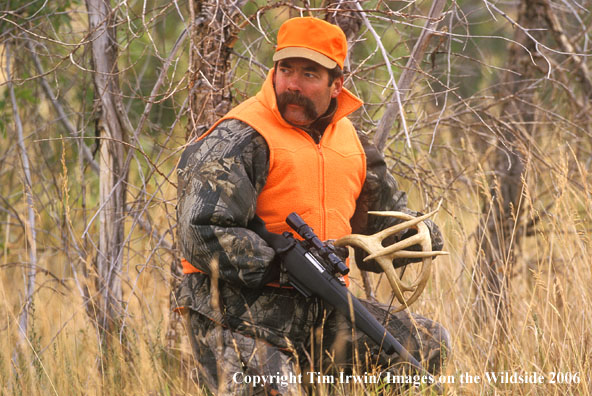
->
[[273, 17, 347, 70]]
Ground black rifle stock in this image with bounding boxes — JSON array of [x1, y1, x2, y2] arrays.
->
[[249, 212, 440, 389]]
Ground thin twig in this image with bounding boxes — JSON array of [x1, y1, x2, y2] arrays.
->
[[27, 40, 100, 174], [371, 0, 448, 151], [354, 0, 411, 149]]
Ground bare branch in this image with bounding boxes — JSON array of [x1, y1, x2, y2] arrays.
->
[[6, 42, 39, 354], [372, 0, 448, 152], [541, 0, 592, 96], [353, 1, 411, 150]]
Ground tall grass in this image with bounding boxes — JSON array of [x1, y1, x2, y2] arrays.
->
[[2, 139, 589, 395], [405, 143, 592, 396]]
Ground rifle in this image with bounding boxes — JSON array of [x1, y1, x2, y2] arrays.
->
[[249, 212, 442, 391]]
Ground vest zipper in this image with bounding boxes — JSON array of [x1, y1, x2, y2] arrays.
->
[[296, 127, 327, 239], [317, 143, 326, 240]]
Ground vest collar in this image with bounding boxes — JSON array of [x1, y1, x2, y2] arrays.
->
[[255, 69, 363, 130]]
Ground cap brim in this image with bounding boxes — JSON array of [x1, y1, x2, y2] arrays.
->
[[273, 47, 337, 69]]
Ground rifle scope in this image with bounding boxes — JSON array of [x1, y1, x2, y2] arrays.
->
[[286, 212, 350, 276]]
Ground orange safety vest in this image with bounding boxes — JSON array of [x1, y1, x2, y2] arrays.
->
[[182, 70, 366, 284]]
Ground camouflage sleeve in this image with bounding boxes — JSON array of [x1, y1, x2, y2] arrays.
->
[[351, 132, 444, 272], [176, 119, 276, 288]]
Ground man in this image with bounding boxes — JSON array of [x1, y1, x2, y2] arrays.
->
[[175, 17, 449, 395]]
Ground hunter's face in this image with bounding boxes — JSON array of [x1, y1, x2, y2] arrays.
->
[[274, 58, 342, 127]]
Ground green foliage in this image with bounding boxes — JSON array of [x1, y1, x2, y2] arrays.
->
[[14, 86, 39, 106], [0, 99, 6, 139], [1, 0, 79, 37]]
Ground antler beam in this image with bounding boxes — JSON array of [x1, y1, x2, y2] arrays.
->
[[335, 210, 448, 311]]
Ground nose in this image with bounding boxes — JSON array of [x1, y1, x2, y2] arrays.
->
[[286, 74, 301, 93]]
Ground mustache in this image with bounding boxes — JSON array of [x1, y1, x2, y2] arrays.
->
[[277, 92, 318, 121]]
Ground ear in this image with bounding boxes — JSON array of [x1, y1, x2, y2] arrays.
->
[[331, 76, 343, 98]]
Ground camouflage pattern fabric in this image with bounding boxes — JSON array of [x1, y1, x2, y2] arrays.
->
[[180, 279, 450, 395], [176, 119, 273, 289], [175, 118, 449, 394], [184, 311, 305, 395]]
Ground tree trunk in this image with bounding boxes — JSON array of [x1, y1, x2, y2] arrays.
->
[[476, 0, 548, 323], [85, 0, 129, 343], [185, 0, 248, 140], [6, 43, 38, 355]]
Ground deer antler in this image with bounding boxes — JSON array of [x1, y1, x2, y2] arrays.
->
[[334, 210, 448, 311]]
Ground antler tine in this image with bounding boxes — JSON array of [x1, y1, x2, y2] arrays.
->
[[365, 230, 448, 262], [366, 249, 449, 261], [368, 209, 439, 236], [364, 232, 425, 261], [368, 209, 439, 219], [363, 210, 438, 261]]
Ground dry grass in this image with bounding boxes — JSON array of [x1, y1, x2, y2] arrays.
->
[[1, 132, 590, 396]]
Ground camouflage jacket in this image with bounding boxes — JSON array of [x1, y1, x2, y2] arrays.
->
[[174, 118, 443, 350]]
